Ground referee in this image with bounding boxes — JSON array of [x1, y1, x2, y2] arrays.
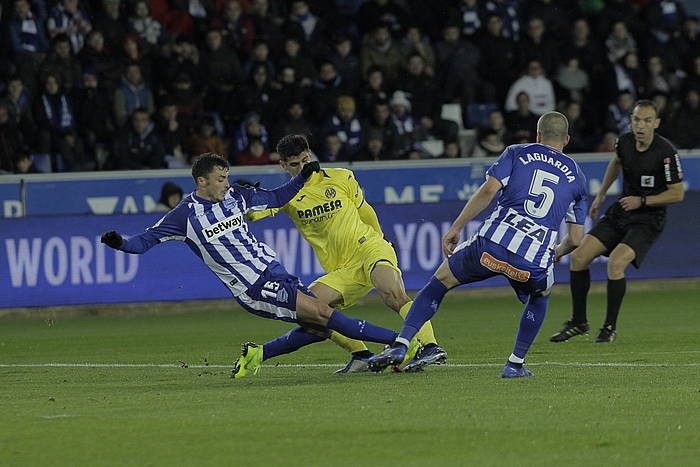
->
[[551, 100, 685, 343]]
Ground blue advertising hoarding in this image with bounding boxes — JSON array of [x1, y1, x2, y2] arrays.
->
[[2, 196, 697, 308], [1, 154, 697, 217]]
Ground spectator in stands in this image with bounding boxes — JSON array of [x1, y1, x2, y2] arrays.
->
[[562, 100, 593, 153], [78, 31, 123, 92], [517, 17, 559, 75], [46, 0, 92, 54], [566, 17, 606, 77], [457, 0, 481, 38], [470, 128, 505, 157], [605, 20, 636, 64], [682, 56, 700, 95], [150, 181, 184, 212], [604, 90, 634, 133], [400, 52, 458, 146], [555, 56, 589, 103], [33, 74, 80, 169], [220, 0, 255, 57], [608, 52, 644, 100], [440, 141, 461, 159], [111, 108, 166, 169], [155, 96, 190, 168], [505, 60, 555, 116], [324, 95, 363, 158], [671, 89, 700, 149], [0, 103, 28, 173], [319, 133, 348, 162], [652, 91, 676, 137], [188, 116, 228, 160], [0, 76, 37, 142], [363, 100, 398, 158], [169, 72, 204, 131], [482, 109, 511, 147], [119, 35, 152, 83], [356, 129, 390, 161], [328, 34, 361, 93], [92, 0, 127, 53], [272, 65, 308, 107], [129, 0, 168, 51], [595, 131, 617, 152], [399, 25, 435, 77], [483, 0, 521, 41], [390, 90, 419, 158], [523, 0, 578, 39], [9, 0, 50, 92], [114, 63, 154, 128], [239, 64, 274, 126], [505, 91, 538, 139], [674, 16, 700, 71], [284, 1, 324, 56], [39, 34, 82, 92], [243, 40, 275, 82], [235, 137, 273, 165], [159, 36, 203, 94], [272, 101, 313, 149], [73, 69, 114, 166], [435, 22, 483, 104], [276, 37, 316, 87], [357, 66, 388, 118], [232, 111, 269, 155], [199, 29, 244, 107], [309, 60, 346, 123], [360, 24, 404, 85], [247, 0, 285, 53], [357, 0, 410, 37], [477, 14, 517, 102], [645, 55, 680, 98]]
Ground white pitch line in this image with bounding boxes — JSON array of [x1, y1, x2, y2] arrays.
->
[[1, 362, 699, 369]]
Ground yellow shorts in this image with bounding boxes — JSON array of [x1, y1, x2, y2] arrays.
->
[[312, 236, 400, 309]]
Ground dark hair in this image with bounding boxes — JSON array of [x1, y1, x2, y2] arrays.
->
[[158, 181, 183, 205], [633, 99, 658, 116], [276, 134, 309, 160], [191, 152, 229, 181]]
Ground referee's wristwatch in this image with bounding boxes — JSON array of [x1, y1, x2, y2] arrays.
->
[[640, 195, 647, 207]]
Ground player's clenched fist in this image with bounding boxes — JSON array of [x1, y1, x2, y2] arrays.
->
[[300, 161, 320, 179], [101, 231, 123, 249]]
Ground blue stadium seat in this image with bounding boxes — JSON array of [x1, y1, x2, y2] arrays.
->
[[466, 103, 499, 129]]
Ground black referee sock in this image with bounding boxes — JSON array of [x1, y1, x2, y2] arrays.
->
[[570, 269, 590, 324], [604, 278, 626, 329]]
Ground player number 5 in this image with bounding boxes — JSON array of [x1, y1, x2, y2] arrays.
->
[[525, 169, 559, 218]]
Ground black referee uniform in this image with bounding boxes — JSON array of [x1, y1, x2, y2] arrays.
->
[[589, 132, 683, 267]]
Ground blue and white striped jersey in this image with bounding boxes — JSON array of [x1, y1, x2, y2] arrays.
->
[[478, 143, 588, 269], [118, 173, 307, 297]]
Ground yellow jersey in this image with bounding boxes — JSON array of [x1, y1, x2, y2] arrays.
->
[[247, 168, 382, 272]]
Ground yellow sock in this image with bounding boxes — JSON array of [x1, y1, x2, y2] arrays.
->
[[329, 331, 369, 354], [398, 301, 438, 345]]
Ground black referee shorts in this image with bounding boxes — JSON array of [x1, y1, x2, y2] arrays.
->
[[588, 214, 663, 268]]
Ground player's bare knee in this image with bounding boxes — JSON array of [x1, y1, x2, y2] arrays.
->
[[607, 257, 629, 277], [570, 248, 592, 270]]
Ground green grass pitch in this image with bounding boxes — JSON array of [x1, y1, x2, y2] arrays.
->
[[2, 280, 699, 466]]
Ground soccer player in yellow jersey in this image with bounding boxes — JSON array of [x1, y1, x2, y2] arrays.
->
[[246, 134, 447, 372]]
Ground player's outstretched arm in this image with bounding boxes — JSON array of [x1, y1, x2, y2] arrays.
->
[[443, 176, 502, 256], [553, 223, 584, 262], [590, 156, 621, 219], [100, 229, 162, 254], [252, 162, 321, 210]]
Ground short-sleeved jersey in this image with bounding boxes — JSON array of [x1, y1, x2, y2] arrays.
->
[[117, 173, 306, 297], [247, 168, 380, 272], [480, 143, 588, 268], [615, 132, 683, 218]]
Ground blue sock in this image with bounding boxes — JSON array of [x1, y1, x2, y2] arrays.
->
[[511, 293, 550, 362], [398, 277, 449, 344], [326, 311, 398, 344], [262, 327, 326, 361]]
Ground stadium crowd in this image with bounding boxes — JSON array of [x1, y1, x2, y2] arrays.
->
[[0, 0, 699, 173]]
